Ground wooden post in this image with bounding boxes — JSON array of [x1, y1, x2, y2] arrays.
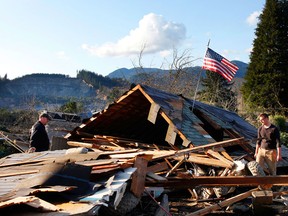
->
[[130, 155, 150, 198]]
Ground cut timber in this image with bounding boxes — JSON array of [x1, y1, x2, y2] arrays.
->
[[0, 196, 59, 211], [152, 137, 246, 161], [146, 175, 288, 188], [165, 158, 185, 177], [67, 141, 95, 148], [0, 159, 48, 168], [13, 140, 30, 152], [206, 149, 234, 168], [146, 172, 167, 181], [252, 190, 273, 204], [224, 129, 255, 155], [147, 161, 169, 173], [153, 144, 174, 169], [130, 155, 149, 198], [0, 170, 39, 178], [75, 159, 115, 167], [220, 150, 234, 161], [186, 188, 258, 216], [174, 155, 232, 168]]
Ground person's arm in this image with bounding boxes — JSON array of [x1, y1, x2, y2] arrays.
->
[[254, 144, 260, 158], [254, 127, 261, 158], [275, 127, 282, 161], [277, 147, 282, 161]]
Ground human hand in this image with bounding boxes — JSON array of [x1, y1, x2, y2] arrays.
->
[[277, 155, 282, 161], [27, 147, 36, 153]]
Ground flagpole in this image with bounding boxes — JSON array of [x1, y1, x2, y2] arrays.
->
[[191, 40, 210, 112]]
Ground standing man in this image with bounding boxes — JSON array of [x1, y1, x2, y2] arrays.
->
[[254, 113, 282, 175], [29, 112, 52, 152]]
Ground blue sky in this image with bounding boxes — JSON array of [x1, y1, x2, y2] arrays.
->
[[0, 0, 265, 80]]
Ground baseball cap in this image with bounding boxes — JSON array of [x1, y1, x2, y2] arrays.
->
[[40, 112, 52, 120]]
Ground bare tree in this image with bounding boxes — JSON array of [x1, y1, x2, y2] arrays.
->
[[132, 46, 201, 98]]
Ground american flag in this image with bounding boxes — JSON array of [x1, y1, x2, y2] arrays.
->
[[202, 48, 239, 82]]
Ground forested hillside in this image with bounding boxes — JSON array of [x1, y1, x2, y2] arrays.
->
[[0, 61, 247, 112], [0, 73, 127, 111]]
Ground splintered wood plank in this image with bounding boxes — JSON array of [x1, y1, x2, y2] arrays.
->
[[0, 159, 48, 168], [130, 155, 149, 198], [0, 170, 38, 178], [146, 172, 167, 181], [76, 159, 115, 167], [67, 141, 98, 148], [146, 161, 169, 173], [25, 197, 59, 211], [0, 196, 59, 211], [146, 176, 288, 188], [186, 188, 258, 216], [165, 158, 185, 177], [153, 144, 174, 169], [175, 137, 245, 157], [206, 149, 234, 167], [220, 151, 234, 162], [175, 155, 231, 168]]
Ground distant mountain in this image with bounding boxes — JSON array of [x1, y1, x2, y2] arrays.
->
[[231, 60, 248, 78], [0, 61, 248, 110], [107, 67, 164, 80], [107, 61, 248, 80]]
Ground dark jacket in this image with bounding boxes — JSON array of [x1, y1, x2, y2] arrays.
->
[[29, 121, 50, 152]]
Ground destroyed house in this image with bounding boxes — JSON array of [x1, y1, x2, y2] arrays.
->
[[2, 84, 288, 215], [66, 83, 288, 169], [66, 84, 257, 152]]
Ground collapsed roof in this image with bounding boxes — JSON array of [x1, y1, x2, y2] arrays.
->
[[66, 84, 257, 148]]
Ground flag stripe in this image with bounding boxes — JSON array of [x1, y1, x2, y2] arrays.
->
[[202, 48, 239, 82], [203, 63, 232, 81], [203, 59, 234, 80]]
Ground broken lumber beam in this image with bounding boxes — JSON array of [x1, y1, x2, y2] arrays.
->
[[206, 149, 234, 168], [0, 196, 59, 211], [67, 141, 97, 148], [146, 175, 288, 188], [174, 155, 232, 168], [146, 172, 167, 182], [130, 155, 149, 198], [252, 190, 273, 204], [165, 158, 185, 177], [152, 138, 246, 161], [147, 161, 169, 173], [186, 188, 258, 216]]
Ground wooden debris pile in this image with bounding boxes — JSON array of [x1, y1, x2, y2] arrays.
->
[[1, 84, 288, 215], [1, 135, 288, 215]]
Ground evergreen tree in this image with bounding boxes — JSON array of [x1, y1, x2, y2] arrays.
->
[[241, 0, 288, 114], [199, 71, 237, 111]]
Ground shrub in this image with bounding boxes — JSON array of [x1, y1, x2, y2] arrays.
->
[[281, 132, 288, 148], [271, 115, 287, 132]]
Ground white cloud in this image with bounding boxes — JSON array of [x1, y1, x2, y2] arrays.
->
[[246, 11, 261, 26], [82, 13, 186, 57]]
